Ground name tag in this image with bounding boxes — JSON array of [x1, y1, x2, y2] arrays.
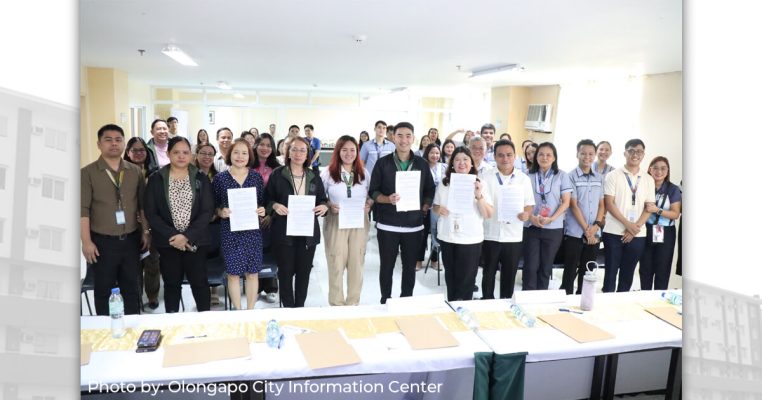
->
[[626, 209, 637, 223], [652, 225, 665, 243], [115, 210, 126, 225]]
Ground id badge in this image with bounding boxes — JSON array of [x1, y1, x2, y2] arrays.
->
[[450, 216, 461, 233], [626, 209, 637, 223], [653, 225, 665, 243], [539, 205, 552, 218], [115, 210, 126, 225]]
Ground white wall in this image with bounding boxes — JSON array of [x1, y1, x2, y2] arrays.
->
[[553, 72, 682, 185]]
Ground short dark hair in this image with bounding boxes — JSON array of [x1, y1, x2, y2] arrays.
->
[[387, 124, 395, 133], [167, 116, 178, 124], [576, 139, 597, 152], [480, 123, 496, 134], [304, 124, 314, 130], [216, 127, 233, 139], [285, 137, 311, 169], [97, 124, 124, 139], [167, 136, 191, 153], [624, 138, 645, 150], [493, 139, 516, 154], [150, 119, 167, 131], [393, 121, 414, 134], [241, 131, 255, 139], [374, 120, 387, 128], [422, 143, 440, 163], [225, 138, 254, 167], [288, 124, 300, 131]]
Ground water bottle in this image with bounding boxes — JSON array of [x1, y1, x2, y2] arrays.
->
[[108, 288, 126, 338], [455, 307, 479, 330], [266, 319, 284, 348], [580, 261, 599, 311], [661, 291, 683, 305], [508, 303, 536, 327]]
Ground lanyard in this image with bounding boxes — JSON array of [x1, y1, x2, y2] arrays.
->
[[535, 169, 553, 203], [655, 184, 669, 224], [624, 173, 641, 206], [393, 151, 415, 172], [430, 164, 441, 184], [341, 170, 354, 198], [496, 171, 515, 185], [105, 169, 125, 209], [288, 167, 306, 195]]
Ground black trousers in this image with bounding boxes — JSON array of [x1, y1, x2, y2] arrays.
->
[[274, 239, 316, 308], [157, 246, 210, 313], [639, 224, 677, 291], [377, 228, 421, 304], [560, 235, 600, 295], [602, 232, 646, 292], [91, 230, 142, 316], [439, 240, 482, 301], [481, 241, 522, 299], [522, 227, 563, 290]]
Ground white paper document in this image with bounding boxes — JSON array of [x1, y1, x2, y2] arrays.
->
[[339, 197, 366, 229], [497, 185, 524, 223], [447, 173, 476, 214], [286, 195, 316, 236], [395, 171, 421, 212], [228, 187, 259, 231]]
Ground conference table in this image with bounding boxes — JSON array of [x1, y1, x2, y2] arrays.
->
[[81, 291, 681, 399]]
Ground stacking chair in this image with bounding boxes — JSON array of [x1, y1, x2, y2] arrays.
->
[[80, 264, 95, 316]]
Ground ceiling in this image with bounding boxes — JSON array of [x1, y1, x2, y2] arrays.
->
[[80, 0, 682, 94]]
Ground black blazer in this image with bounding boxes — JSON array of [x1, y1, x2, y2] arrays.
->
[[144, 164, 214, 248], [265, 165, 328, 247]]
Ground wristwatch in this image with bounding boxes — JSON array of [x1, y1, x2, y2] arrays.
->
[[657, 209, 663, 216], [594, 220, 604, 229]]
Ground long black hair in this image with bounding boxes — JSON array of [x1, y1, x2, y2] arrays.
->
[[124, 137, 152, 177], [529, 142, 560, 174], [253, 133, 280, 169]]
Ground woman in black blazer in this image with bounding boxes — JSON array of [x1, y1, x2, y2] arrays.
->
[[266, 137, 328, 307], [144, 137, 215, 312]]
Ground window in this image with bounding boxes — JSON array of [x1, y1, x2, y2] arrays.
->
[[42, 176, 65, 200], [37, 281, 61, 300], [0, 114, 7, 136], [44, 128, 67, 151], [39, 226, 64, 251], [0, 165, 6, 190], [33, 333, 58, 355]]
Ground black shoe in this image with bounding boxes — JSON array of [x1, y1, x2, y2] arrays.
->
[[148, 301, 159, 310]]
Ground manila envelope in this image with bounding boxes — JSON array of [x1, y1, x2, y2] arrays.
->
[[538, 313, 615, 343], [81, 343, 92, 366], [396, 316, 459, 350], [163, 337, 250, 367], [295, 330, 361, 370], [645, 307, 683, 330]]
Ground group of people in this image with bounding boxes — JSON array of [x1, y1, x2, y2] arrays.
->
[[81, 117, 681, 316]]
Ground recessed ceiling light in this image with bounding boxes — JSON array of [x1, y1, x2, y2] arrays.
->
[[468, 63, 523, 78], [161, 44, 198, 67]]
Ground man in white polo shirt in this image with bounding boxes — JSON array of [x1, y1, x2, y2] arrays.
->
[[602, 138, 656, 292]]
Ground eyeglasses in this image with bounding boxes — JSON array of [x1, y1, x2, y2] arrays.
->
[[198, 152, 215, 157], [289, 148, 308, 154], [129, 148, 146, 153], [626, 149, 645, 156]]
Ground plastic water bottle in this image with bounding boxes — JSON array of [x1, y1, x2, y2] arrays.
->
[[266, 319, 283, 348], [661, 291, 683, 305], [509, 303, 536, 327], [580, 261, 599, 311], [456, 307, 479, 330], [108, 288, 126, 338]]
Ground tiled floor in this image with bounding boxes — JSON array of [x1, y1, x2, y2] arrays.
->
[[81, 221, 682, 314]]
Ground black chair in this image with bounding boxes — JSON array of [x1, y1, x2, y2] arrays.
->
[[81, 264, 95, 316], [424, 244, 442, 286]]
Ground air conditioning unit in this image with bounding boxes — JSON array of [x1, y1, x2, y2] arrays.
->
[[28, 177, 42, 187], [524, 104, 552, 132]]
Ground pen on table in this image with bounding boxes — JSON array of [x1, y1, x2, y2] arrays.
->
[[559, 308, 584, 314], [183, 334, 208, 339]]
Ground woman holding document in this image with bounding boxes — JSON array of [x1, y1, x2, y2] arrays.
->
[[266, 137, 329, 307], [482, 140, 535, 299], [433, 147, 493, 301], [321, 135, 372, 306], [523, 142, 573, 291], [213, 139, 266, 310], [144, 137, 214, 312]]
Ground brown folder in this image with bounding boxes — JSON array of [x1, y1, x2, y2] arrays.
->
[[295, 330, 361, 370], [645, 307, 683, 330], [538, 313, 615, 343], [81, 343, 92, 365], [396, 316, 459, 350], [162, 337, 250, 367]]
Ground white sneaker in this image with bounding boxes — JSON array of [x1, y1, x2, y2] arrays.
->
[[266, 293, 278, 303]]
